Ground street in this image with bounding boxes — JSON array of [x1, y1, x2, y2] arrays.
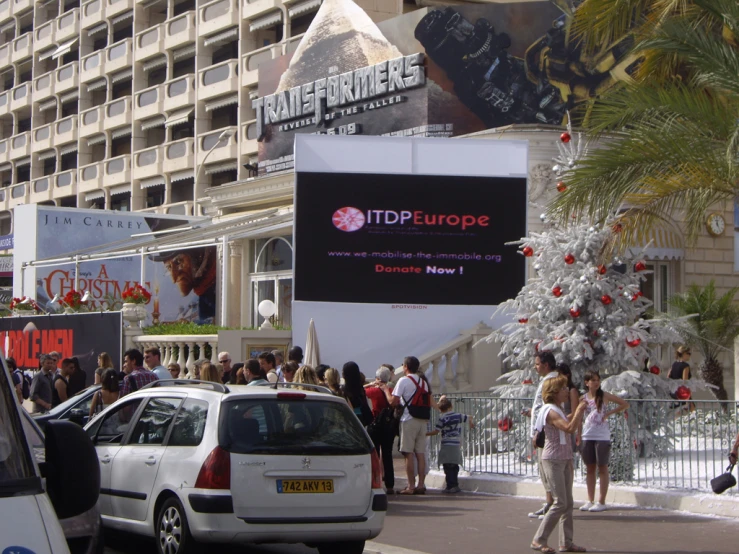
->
[[104, 488, 739, 554]]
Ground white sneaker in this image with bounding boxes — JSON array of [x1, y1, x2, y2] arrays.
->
[[579, 502, 595, 511], [588, 502, 607, 512]]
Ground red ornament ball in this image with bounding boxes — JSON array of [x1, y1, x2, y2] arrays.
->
[[497, 417, 513, 432], [612, 223, 623, 233], [597, 264, 607, 275], [519, 318, 529, 324], [600, 295, 612, 305], [522, 246, 534, 257], [552, 286, 563, 297], [522, 379, 533, 385], [626, 338, 641, 348], [569, 308, 581, 318], [560, 132, 571, 143], [675, 386, 691, 401], [564, 253, 575, 264], [631, 291, 644, 302], [556, 181, 567, 193], [634, 261, 647, 272], [649, 366, 661, 375]]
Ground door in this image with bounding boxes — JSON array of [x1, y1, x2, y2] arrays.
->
[[222, 396, 374, 522], [87, 398, 145, 516], [109, 397, 183, 522]]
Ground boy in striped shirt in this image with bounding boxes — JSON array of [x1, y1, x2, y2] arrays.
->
[[428, 396, 474, 493]]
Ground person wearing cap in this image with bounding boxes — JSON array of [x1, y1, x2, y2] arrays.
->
[[365, 365, 396, 493], [149, 247, 217, 322]]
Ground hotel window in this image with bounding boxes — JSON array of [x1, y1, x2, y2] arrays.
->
[[249, 235, 293, 328], [639, 261, 674, 315]]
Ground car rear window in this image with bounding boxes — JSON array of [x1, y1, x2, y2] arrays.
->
[[220, 397, 373, 455]]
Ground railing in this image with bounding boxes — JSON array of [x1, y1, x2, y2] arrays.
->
[[132, 335, 218, 373], [429, 395, 739, 495]]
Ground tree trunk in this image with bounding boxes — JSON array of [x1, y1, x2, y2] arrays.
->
[[700, 358, 728, 401]]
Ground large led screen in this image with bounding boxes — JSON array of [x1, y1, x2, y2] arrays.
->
[[294, 171, 526, 305]]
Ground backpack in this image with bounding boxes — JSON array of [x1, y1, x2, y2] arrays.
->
[[367, 405, 400, 437], [403, 375, 431, 420], [14, 369, 30, 400]]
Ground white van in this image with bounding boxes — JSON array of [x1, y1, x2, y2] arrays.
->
[[0, 356, 101, 554]]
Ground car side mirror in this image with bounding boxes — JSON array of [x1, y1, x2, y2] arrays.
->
[[44, 420, 101, 520], [69, 408, 88, 426]]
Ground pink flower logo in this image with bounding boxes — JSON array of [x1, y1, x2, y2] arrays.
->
[[332, 207, 366, 232]]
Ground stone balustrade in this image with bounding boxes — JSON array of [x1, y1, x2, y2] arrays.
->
[[133, 334, 218, 373]]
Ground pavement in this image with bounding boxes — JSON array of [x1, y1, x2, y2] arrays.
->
[[104, 485, 739, 554]]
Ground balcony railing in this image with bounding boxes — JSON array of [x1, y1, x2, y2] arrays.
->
[[163, 75, 195, 112], [56, 7, 80, 43], [165, 10, 196, 50], [198, 126, 237, 165], [199, 0, 238, 37], [198, 59, 238, 100], [132, 334, 219, 372], [242, 42, 282, 87]]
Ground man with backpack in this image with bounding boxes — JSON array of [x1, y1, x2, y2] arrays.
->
[[386, 356, 438, 495], [8, 357, 28, 404]]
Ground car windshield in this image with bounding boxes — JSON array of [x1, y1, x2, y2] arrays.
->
[[36, 385, 99, 417], [220, 397, 373, 456], [0, 361, 39, 496]]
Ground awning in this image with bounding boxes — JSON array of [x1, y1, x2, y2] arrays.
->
[[87, 134, 106, 146], [24, 208, 290, 265], [110, 68, 132, 83], [141, 115, 165, 131], [172, 44, 195, 60], [52, 38, 78, 60], [204, 161, 237, 175], [38, 150, 56, 161], [87, 78, 107, 92], [59, 90, 78, 103], [15, 157, 30, 167], [141, 0, 164, 8], [38, 98, 57, 111], [109, 184, 130, 196], [38, 47, 57, 61], [141, 176, 165, 189], [249, 11, 282, 32], [111, 10, 133, 25], [59, 143, 78, 156], [0, 163, 11, 172], [143, 55, 167, 72], [204, 94, 238, 112], [165, 108, 193, 128], [629, 225, 684, 260], [0, 21, 15, 33], [111, 127, 132, 140], [85, 190, 105, 201], [87, 23, 108, 37], [203, 27, 238, 47], [171, 169, 194, 182], [288, 0, 322, 18]]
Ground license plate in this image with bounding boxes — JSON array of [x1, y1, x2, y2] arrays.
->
[[277, 479, 334, 494]]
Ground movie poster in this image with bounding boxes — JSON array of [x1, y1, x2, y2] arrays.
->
[[254, 0, 637, 173], [20, 206, 217, 325], [0, 312, 122, 384]]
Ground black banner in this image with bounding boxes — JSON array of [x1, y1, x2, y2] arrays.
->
[[294, 172, 526, 305], [0, 312, 122, 387]]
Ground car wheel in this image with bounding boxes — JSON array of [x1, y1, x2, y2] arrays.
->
[[156, 497, 196, 554], [317, 540, 365, 554]]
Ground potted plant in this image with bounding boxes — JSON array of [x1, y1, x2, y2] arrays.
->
[[62, 290, 87, 314], [120, 284, 151, 325], [9, 296, 40, 316]]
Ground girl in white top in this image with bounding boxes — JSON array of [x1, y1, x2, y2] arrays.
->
[[579, 371, 629, 512]]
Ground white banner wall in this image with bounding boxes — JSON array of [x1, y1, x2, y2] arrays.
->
[[292, 134, 529, 374]]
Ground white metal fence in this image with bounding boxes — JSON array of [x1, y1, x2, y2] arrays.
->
[[429, 394, 739, 495]]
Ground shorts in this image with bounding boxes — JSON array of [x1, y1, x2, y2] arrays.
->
[[399, 418, 428, 454], [580, 440, 611, 466]]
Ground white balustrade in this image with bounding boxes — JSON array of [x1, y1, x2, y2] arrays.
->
[[132, 334, 218, 374]]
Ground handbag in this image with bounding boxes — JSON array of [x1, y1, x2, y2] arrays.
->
[[711, 464, 736, 494], [535, 428, 545, 448]]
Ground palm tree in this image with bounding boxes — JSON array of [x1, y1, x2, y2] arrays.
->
[[547, 0, 739, 247], [667, 281, 739, 401]]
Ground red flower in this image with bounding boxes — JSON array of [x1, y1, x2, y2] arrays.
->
[[497, 418, 513, 432], [63, 290, 84, 310], [10, 296, 40, 312], [122, 284, 152, 305]]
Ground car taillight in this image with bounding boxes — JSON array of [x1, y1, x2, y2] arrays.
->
[[370, 450, 382, 489], [194, 446, 231, 489], [276, 392, 306, 399]]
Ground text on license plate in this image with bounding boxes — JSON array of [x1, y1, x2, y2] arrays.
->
[[277, 479, 334, 493]]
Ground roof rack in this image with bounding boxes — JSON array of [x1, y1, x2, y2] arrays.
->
[[140, 379, 229, 394], [251, 381, 334, 395]]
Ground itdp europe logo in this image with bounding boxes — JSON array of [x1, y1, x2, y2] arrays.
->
[[332, 207, 365, 232]]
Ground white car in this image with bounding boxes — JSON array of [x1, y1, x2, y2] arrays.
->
[[84, 380, 386, 554]]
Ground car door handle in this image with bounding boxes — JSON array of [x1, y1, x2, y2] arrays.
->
[[100, 455, 112, 464], [144, 457, 157, 466]]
